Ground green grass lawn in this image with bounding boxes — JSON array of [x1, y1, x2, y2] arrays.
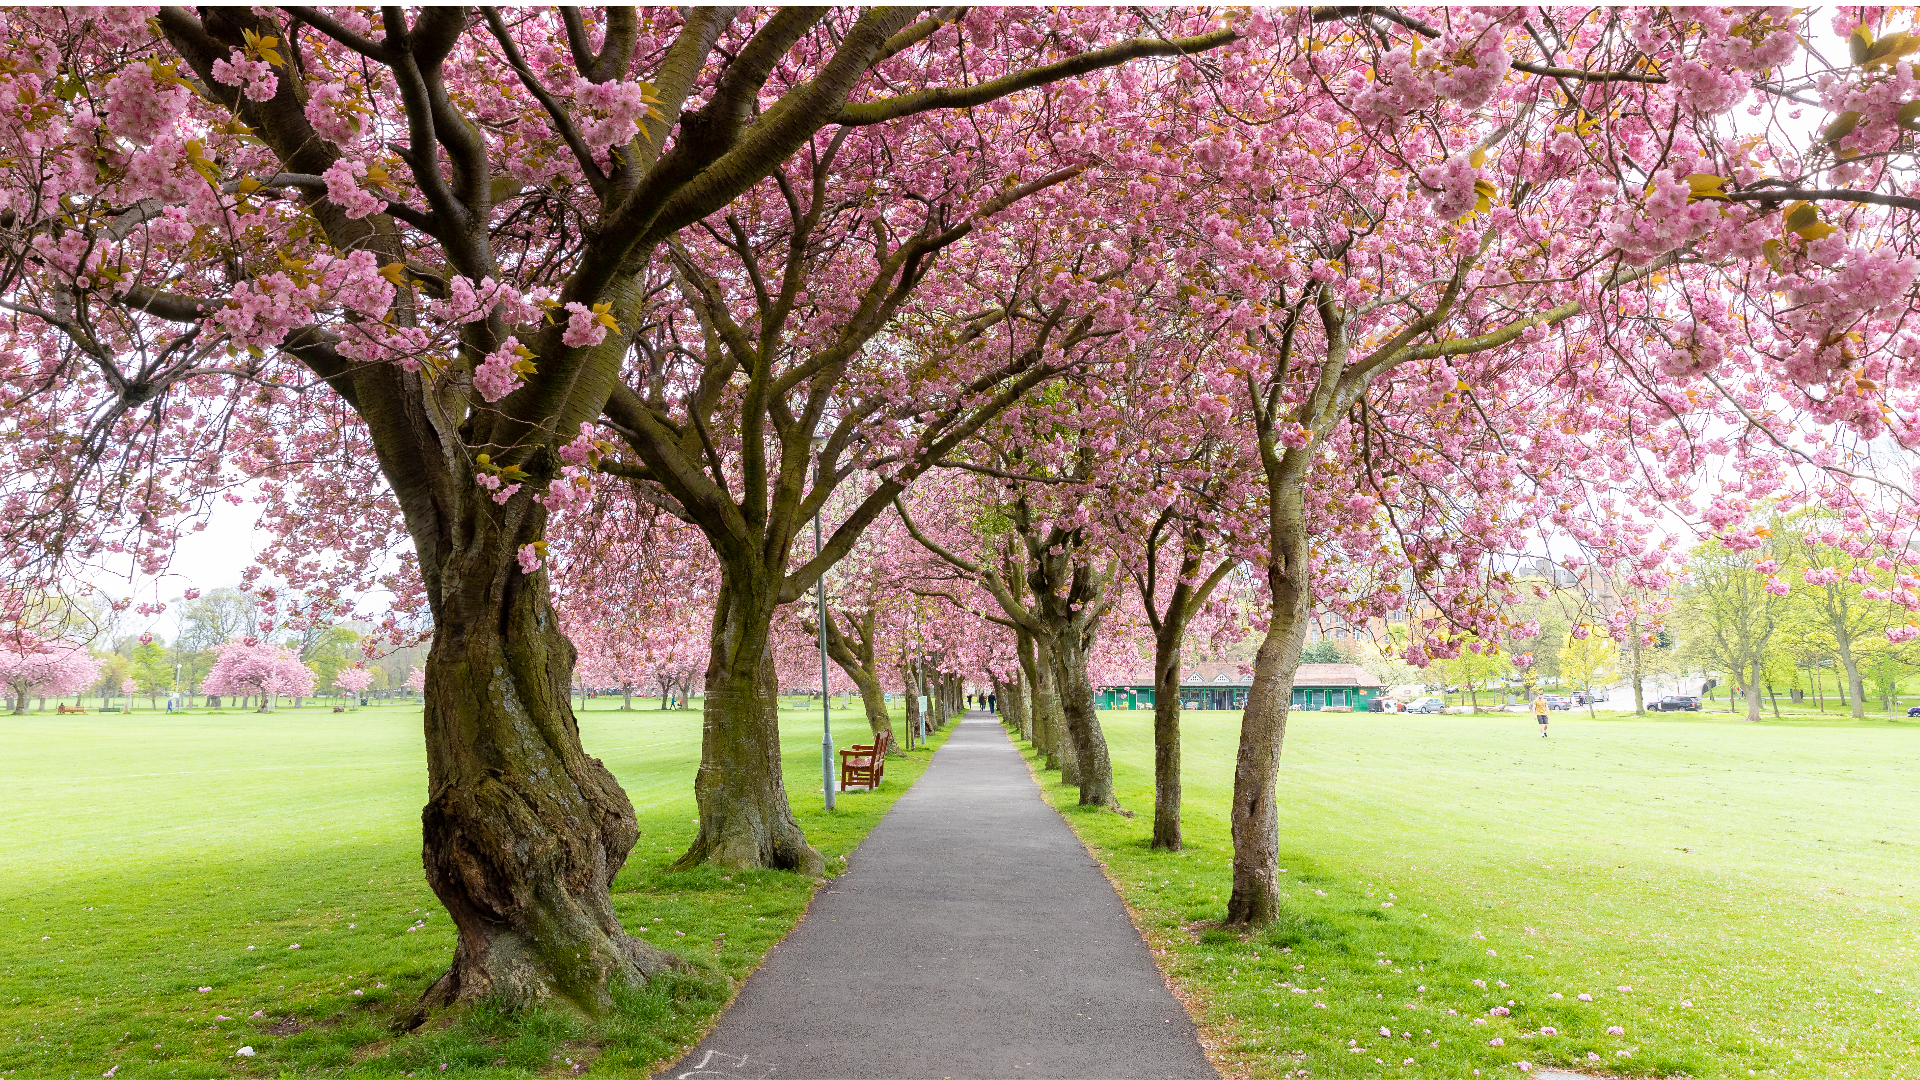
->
[[1032, 708, 1920, 1079], [0, 697, 942, 1079]]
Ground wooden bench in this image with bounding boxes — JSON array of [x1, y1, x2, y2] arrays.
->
[[838, 728, 893, 791], [56, 704, 87, 715]]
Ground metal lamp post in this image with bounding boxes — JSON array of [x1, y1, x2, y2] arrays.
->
[[812, 436, 835, 811]]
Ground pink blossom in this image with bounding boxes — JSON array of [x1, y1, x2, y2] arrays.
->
[[561, 302, 608, 348], [211, 51, 277, 102], [472, 339, 524, 402], [323, 161, 384, 220], [517, 543, 542, 574]]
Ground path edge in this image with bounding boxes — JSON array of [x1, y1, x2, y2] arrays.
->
[[641, 719, 960, 1078], [996, 720, 1234, 1080]]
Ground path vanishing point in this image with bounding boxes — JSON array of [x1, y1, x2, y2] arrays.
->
[[655, 710, 1218, 1080]]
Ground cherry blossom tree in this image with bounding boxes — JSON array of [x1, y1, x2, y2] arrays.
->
[[333, 664, 375, 707], [201, 639, 317, 711], [1118, 7, 1920, 925], [0, 640, 100, 714]]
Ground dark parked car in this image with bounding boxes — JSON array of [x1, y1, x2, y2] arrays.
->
[[1908, 705, 1920, 718], [1651, 696, 1701, 712]]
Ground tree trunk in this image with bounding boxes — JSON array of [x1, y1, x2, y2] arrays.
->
[[675, 569, 824, 876], [1628, 626, 1645, 715], [1837, 641, 1865, 719], [1151, 619, 1185, 850], [415, 554, 684, 1017], [1007, 673, 1031, 741], [901, 663, 923, 746], [1052, 624, 1116, 807], [1745, 656, 1764, 722], [850, 667, 897, 750], [1227, 490, 1310, 927], [1033, 638, 1073, 779]]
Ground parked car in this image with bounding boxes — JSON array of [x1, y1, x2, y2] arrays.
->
[[1406, 696, 1446, 714], [1907, 705, 1920, 718], [1544, 694, 1572, 711], [1650, 696, 1701, 712]]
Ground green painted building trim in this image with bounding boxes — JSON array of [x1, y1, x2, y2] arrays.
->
[[1098, 683, 1382, 712]]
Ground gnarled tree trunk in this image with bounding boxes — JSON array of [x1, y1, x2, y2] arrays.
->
[[416, 542, 684, 1017]]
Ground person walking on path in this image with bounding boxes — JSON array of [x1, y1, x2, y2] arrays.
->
[[1533, 692, 1549, 737]]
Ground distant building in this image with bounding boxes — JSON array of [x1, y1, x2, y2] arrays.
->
[[1098, 662, 1385, 712]]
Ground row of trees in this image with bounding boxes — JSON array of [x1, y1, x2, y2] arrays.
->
[[8, 6, 1920, 1018]]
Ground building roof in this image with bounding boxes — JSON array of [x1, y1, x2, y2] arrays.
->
[[1293, 663, 1384, 689], [1102, 661, 1382, 690]]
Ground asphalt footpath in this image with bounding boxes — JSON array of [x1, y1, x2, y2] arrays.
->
[[654, 710, 1216, 1080]]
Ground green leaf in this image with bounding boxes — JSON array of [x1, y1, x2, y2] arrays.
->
[[1851, 24, 1876, 65], [1823, 110, 1862, 144], [1898, 101, 1920, 131]]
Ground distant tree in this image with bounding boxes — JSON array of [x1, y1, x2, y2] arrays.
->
[[92, 653, 130, 709], [1559, 631, 1619, 717], [0, 641, 99, 714], [175, 589, 257, 653], [130, 636, 172, 710], [1678, 537, 1789, 722], [334, 666, 375, 709], [200, 641, 317, 713], [1776, 513, 1900, 719], [1298, 640, 1342, 665], [1439, 640, 1512, 709]]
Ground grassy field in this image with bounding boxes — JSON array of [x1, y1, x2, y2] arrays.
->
[[0, 697, 940, 1079], [1034, 707, 1920, 1079]]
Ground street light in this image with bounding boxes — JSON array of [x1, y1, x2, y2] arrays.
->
[[812, 435, 835, 811]]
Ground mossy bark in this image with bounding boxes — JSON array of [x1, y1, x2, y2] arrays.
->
[[415, 556, 684, 1018], [1052, 625, 1115, 807], [675, 570, 823, 876]]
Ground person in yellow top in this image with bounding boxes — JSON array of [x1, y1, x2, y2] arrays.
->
[[1533, 693, 1549, 737]]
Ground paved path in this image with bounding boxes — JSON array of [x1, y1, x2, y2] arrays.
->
[[655, 711, 1215, 1080]]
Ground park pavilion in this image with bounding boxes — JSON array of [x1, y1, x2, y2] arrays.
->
[[1098, 661, 1385, 712]]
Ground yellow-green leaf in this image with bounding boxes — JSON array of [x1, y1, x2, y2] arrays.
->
[[1864, 30, 1920, 69], [1783, 202, 1819, 231], [378, 262, 409, 286], [1795, 220, 1837, 241], [1685, 173, 1728, 202], [1469, 146, 1487, 169], [1823, 110, 1862, 144], [1899, 101, 1920, 130], [1851, 24, 1876, 65], [1762, 237, 1784, 271]]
